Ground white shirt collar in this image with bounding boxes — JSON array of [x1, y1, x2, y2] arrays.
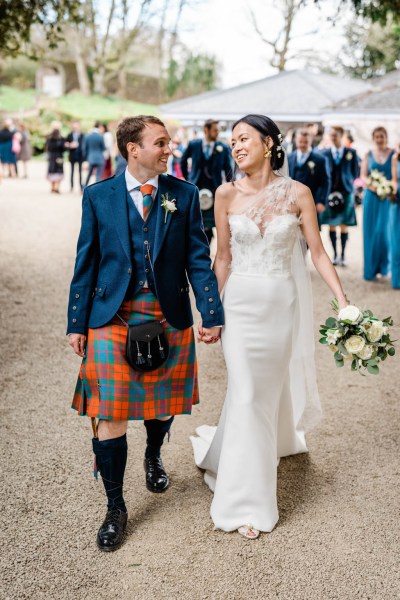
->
[[297, 149, 311, 159], [331, 146, 344, 156], [125, 168, 159, 194]]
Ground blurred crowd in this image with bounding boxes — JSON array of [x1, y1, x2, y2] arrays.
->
[[1, 115, 399, 287]]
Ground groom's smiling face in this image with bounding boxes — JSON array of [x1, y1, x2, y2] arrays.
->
[[131, 123, 172, 176]]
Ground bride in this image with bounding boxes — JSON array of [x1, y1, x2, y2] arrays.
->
[[193, 114, 348, 539]]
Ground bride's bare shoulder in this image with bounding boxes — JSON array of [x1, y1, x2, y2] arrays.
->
[[215, 182, 237, 206]]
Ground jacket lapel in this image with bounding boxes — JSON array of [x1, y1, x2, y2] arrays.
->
[[153, 174, 175, 261], [109, 172, 132, 262]]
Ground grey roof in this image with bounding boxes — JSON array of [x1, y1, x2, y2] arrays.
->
[[329, 71, 400, 114], [160, 69, 369, 122]]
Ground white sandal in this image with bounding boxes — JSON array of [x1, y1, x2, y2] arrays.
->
[[238, 524, 260, 539]]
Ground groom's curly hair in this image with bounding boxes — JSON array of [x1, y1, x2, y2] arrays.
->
[[232, 114, 285, 172], [117, 115, 166, 160]]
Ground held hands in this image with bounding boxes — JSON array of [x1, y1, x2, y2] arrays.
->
[[68, 333, 87, 357], [197, 323, 221, 345]]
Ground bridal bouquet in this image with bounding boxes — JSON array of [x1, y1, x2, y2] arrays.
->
[[368, 169, 395, 201], [319, 299, 395, 375]]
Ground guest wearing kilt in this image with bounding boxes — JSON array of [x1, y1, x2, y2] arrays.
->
[[361, 127, 395, 281], [67, 115, 223, 551], [320, 126, 359, 266]]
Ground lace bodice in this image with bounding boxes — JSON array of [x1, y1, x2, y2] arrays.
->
[[229, 177, 300, 276]]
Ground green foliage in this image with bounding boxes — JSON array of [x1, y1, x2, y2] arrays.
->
[[348, 0, 400, 23], [0, 86, 36, 111], [165, 52, 218, 100], [0, 57, 37, 89], [0, 0, 81, 57]]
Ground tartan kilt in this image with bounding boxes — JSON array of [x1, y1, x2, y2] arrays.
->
[[71, 289, 199, 420]]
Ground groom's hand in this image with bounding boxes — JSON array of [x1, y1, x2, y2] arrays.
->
[[197, 325, 221, 344]]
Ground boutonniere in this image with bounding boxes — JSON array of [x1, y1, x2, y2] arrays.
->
[[346, 151, 353, 161], [216, 144, 223, 152], [161, 193, 177, 223], [307, 160, 315, 172]]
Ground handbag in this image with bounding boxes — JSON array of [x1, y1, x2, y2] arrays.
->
[[116, 314, 169, 372]]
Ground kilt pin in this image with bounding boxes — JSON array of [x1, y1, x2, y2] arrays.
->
[[67, 165, 223, 551]]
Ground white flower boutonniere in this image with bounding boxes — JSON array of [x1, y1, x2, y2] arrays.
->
[[161, 193, 177, 223], [346, 151, 353, 161], [307, 160, 315, 172], [216, 145, 223, 152]]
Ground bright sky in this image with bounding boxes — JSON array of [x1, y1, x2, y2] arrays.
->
[[179, 0, 354, 88]]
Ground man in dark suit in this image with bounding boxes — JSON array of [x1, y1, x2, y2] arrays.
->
[[288, 128, 330, 222], [180, 119, 232, 243], [83, 121, 106, 187], [65, 120, 85, 191], [320, 125, 359, 266], [67, 115, 223, 551]]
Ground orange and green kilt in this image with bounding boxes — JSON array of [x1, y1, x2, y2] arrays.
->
[[72, 289, 199, 420]]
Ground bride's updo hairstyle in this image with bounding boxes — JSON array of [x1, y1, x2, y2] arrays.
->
[[232, 114, 285, 171]]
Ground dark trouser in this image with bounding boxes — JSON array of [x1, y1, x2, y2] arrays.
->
[[85, 162, 105, 187], [70, 160, 83, 190]]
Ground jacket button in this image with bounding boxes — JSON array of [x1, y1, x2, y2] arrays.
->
[[204, 286, 209, 291], [145, 268, 150, 273], [95, 287, 98, 291], [72, 318, 77, 323], [181, 288, 184, 292], [143, 227, 148, 232], [98, 288, 102, 292], [209, 298, 213, 302], [75, 293, 80, 299], [72, 306, 77, 311], [128, 268, 132, 274], [139, 281, 144, 286], [144, 240, 149, 245], [209, 310, 215, 315]]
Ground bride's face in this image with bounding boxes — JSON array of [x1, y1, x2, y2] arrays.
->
[[231, 123, 267, 171]]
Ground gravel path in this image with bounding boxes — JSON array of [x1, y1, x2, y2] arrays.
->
[[0, 163, 399, 600]]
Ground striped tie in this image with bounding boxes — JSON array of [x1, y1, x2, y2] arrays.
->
[[140, 184, 154, 220]]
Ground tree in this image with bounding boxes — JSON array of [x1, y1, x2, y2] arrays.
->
[[342, 15, 400, 79], [165, 52, 218, 99], [0, 0, 81, 56], [347, 0, 400, 23]]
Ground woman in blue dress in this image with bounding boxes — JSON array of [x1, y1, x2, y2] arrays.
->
[[361, 127, 395, 281], [389, 149, 400, 289]]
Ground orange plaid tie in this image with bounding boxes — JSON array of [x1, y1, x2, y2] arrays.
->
[[140, 184, 154, 220]]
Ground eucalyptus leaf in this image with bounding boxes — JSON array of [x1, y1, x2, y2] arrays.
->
[[325, 317, 337, 328], [388, 347, 395, 356], [319, 337, 328, 344], [367, 364, 379, 375]]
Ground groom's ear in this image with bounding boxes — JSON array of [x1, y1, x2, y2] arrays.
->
[[127, 141, 140, 158]]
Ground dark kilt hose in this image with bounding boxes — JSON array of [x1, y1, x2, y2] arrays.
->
[[72, 289, 199, 420]]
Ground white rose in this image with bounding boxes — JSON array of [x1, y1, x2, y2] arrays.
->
[[346, 152, 352, 161], [338, 305, 361, 324], [307, 161, 315, 170], [165, 200, 177, 212], [216, 145, 223, 152], [345, 335, 365, 354], [366, 321, 384, 342], [356, 344, 374, 360]]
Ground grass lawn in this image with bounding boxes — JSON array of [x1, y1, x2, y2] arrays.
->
[[0, 86, 158, 122]]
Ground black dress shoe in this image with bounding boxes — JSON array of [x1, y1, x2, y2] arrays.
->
[[144, 456, 169, 493], [96, 508, 128, 552]]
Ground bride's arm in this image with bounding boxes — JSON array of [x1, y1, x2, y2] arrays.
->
[[214, 184, 232, 292], [296, 182, 348, 309]]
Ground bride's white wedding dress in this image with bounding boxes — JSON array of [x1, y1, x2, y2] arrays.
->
[[191, 176, 322, 533]]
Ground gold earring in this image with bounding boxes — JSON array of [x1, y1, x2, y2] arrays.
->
[[264, 148, 272, 159]]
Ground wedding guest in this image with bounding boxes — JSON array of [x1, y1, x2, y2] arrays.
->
[[83, 121, 106, 187], [100, 122, 114, 179], [0, 119, 17, 178], [65, 121, 85, 191], [45, 121, 66, 194], [361, 127, 395, 281], [170, 136, 184, 178], [16, 123, 32, 179], [389, 148, 400, 289], [320, 126, 359, 266]]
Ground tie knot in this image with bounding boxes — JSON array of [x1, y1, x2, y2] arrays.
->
[[140, 184, 154, 197]]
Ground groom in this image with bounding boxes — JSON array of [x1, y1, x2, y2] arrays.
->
[[67, 115, 223, 551]]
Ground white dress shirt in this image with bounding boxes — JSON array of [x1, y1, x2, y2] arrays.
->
[[331, 146, 344, 161], [296, 149, 311, 165], [124, 169, 159, 218], [124, 169, 159, 286]]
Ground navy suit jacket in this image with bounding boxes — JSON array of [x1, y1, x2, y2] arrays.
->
[[322, 148, 360, 194], [83, 130, 105, 165], [180, 139, 232, 189], [67, 172, 224, 334], [66, 132, 85, 162], [288, 150, 331, 206]]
